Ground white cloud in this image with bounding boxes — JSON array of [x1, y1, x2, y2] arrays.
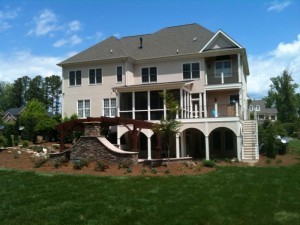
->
[[248, 33, 300, 99], [0, 50, 63, 83], [0, 6, 21, 32], [267, 0, 291, 12], [27, 9, 59, 36], [53, 34, 82, 48], [68, 20, 81, 32]]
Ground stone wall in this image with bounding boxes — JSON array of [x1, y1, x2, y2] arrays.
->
[[70, 136, 138, 165]]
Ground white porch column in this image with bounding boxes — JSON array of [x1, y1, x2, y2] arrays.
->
[[147, 137, 152, 160], [180, 88, 183, 119], [235, 102, 239, 117], [205, 136, 210, 160], [189, 93, 193, 118], [221, 72, 224, 84], [176, 133, 180, 158], [117, 138, 121, 149], [237, 135, 242, 161], [181, 131, 185, 157], [214, 102, 218, 117], [132, 92, 135, 119], [237, 53, 241, 83], [199, 93, 202, 118], [184, 90, 187, 118], [204, 91, 207, 118], [163, 89, 167, 119], [147, 90, 150, 121]]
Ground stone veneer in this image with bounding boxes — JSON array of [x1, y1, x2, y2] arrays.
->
[[69, 122, 138, 165], [70, 136, 138, 165]]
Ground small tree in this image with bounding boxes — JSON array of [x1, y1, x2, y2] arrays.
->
[[153, 92, 181, 164]]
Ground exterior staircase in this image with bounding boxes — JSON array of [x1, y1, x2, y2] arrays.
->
[[243, 120, 259, 162]]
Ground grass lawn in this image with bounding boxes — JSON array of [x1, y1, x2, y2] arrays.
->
[[1, 141, 300, 225]]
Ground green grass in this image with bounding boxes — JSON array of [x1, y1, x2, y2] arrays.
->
[[1, 139, 300, 225]]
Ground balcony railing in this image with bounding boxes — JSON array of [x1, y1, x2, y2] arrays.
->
[[206, 72, 239, 85], [119, 103, 241, 120]]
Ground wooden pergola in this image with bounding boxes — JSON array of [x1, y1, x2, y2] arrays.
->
[[56, 116, 161, 157]]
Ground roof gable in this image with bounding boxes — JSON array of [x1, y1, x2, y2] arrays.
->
[[200, 30, 242, 52]]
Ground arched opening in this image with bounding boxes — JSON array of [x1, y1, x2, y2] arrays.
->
[[184, 128, 205, 158], [209, 127, 237, 159]]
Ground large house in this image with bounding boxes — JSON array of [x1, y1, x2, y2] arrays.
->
[[58, 23, 258, 162], [249, 99, 278, 123]]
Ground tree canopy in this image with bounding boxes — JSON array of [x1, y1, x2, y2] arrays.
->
[[265, 70, 299, 123]]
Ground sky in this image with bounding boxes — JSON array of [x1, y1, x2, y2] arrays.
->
[[0, 0, 299, 99]]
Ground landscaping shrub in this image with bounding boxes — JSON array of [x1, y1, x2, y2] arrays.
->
[[164, 169, 170, 174], [0, 136, 7, 147], [118, 159, 134, 168], [13, 150, 20, 159], [126, 167, 133, 173], [141, 168, 147, 175], [33, 157, 48, 168], [95, 161, 109, 172], [202, 159, 216, 168], [72, 158, 90, 170], [22, 140, 29, 148], [151, 168, 158, 174]]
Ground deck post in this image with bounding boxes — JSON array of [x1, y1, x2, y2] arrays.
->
[[147, 136, 151, 159], [205, 136, 210, 160], [176, 133, 180, 158]]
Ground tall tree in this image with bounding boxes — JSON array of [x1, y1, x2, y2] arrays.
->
[[10, 76, 31, 107], [265, 70, 298, 123], [0, 82, 13, 111], [27, 75, 45, 104], [44, 75, 62, 114]]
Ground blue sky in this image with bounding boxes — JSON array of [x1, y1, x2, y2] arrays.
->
[[0, 0, 299, 99]]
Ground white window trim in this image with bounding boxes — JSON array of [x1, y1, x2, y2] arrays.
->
[[214, 60, 232, 78], [255, 105, 260, 111], [69, 70, 82, 87], [141, 66, 158, 83], [89, 68, 102, 85], [249, 105, 253, 111], [103, 98, 117, 117], [182, 62, 201, 80], [77, 99, 90, 118]]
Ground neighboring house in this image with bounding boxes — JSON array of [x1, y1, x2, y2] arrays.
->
[[58, 23, 258, 161], [249, 100, 278, 123], [1, 106, 25, 123]]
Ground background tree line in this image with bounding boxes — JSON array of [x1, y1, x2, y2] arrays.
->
[[258, 70, 300, 158], [0, 75, 61, 114]]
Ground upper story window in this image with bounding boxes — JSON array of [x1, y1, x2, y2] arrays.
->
[[183, 63, 200, 80], [255, 105, 260, 111], [116, 66, 122, 83], [103, 98, 117, 117], [69, 70, 81, 86], [78, 100, 90, 118], [142, 67, 157, 83], [215, 60, 232, 78], [249, 105, 253, 111], [89, 68, 102, 84]]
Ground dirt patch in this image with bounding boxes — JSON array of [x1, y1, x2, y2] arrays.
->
[[0, 144, 299, 176]]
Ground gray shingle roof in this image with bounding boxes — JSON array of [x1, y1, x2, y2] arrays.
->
[[250, 100, 278, 114], [58, 23, 214, 65]]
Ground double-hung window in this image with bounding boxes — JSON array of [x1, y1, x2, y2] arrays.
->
[[103, 98, 117, 117], [78, 100, 90, 118], [69, 70, 81, 86], [215, 60, 232, 78], [183, 63, 200, 80], [116, 66, 122, 83], [89, 68, 102, 84], [141, 67, 157, 83]]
